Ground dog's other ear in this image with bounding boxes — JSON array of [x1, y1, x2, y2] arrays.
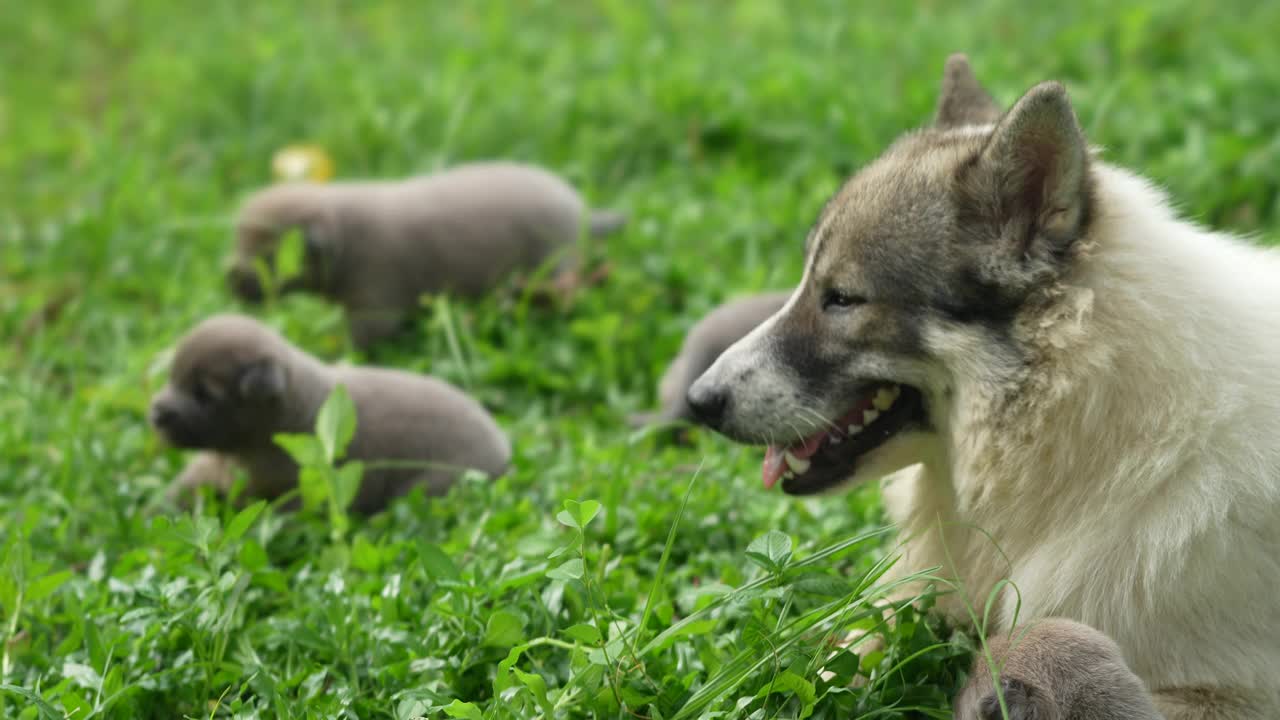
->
[[978, 81, 1091, 258], [238, 359, 287, 402], [935, 54, 1001, 128]]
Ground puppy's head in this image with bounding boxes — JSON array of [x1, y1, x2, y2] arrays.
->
[[954, 619, 1154, 720], [150, 315, 291, 451], [227, 184, 339, 303], [687, 54, 1094, 494]]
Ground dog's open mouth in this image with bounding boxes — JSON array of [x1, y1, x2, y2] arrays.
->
[[763, 383, 925, 495]]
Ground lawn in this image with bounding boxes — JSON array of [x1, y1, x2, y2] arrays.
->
[[3, 1, 1279, 718]]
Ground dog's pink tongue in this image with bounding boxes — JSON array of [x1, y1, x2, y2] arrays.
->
[[762, 429, 827, 490], [763, 446, 786, 490]]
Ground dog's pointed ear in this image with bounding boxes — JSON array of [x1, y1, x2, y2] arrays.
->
[[978, 81, 1091, 257], [935, 54, 1001, 128], [238, 359, 287, 402]]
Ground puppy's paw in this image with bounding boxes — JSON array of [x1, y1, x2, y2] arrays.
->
[[978, 678, 1050, 720]]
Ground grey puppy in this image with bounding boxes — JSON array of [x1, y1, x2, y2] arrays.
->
[[632, 291, 791, 428], [227, 161, 627, 348], [954, 619, 1162, 720], [150, 314, 511, 514]]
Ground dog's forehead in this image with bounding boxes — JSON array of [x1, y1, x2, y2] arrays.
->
[[171, 321, 273, 382], [808, 128, 990, 281]]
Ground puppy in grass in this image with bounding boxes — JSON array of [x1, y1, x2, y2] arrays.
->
[[631, 291, 791, 431], [688, 54, 1280, 717], [954, 618, 1162, 719], [225, 161, 626, 349], [150, 314, 510, 514]]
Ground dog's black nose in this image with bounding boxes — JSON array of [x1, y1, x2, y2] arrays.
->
[[686, 382, 729, 429], [150, 404, 178, 430], [226, 267, 265, 304]]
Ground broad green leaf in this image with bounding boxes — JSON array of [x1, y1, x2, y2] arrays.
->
[[555, 509, 580, 531], [442, 700, 483, 720], [790, 572, 851, 597], [560, 499, 601, 531], [276, 227, 305, 280], [395, 698, 430, 720], [238, 539, 269, 571], [297, 466, 329, 510], [274, 433, 324, 467], [563, 623, 602, 645], [26, 570, 72, 603], [816, 649, 860, 686], [219, 501, 265, 548], [419, 543, 460, 581], [859, 648, 885, 673], [315, 384, 357, 464], [575, 499, 601, 528], [333, 461, 363, 510], [59, 689, 91, 718], [757, 671, 816, 706], [351, 534, 382, 572], [745, 530, 792, 570], [511, 667, 554, 718], [483, 609, 525, 648], [546, 558, 584, 581]]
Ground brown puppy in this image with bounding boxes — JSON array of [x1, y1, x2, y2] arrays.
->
[[632, 291, 791, 428], [954, 619, 1162, 720], [226, 162, 627, 348], [150, 314, 511, 514]]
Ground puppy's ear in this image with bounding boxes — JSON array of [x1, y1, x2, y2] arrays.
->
[[238, 359, 287, 402], [935, 54, 1000, 128], [974, 81, 1091, 259], [978, 678, 1053, 720]]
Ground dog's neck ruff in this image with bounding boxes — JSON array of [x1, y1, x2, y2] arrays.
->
[[930, 161, 1280, 569]]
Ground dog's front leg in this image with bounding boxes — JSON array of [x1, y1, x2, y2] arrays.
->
[[165, 451, 237, 509]]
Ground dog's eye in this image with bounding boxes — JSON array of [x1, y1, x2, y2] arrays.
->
[[191, 382, 219, 405], [821, 289, 867, 312]]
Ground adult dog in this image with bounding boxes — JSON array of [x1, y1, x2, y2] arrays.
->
[[688, 55, 1280, 718]]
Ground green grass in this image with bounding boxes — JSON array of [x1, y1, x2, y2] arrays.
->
[[3, 1, 1280, 717]]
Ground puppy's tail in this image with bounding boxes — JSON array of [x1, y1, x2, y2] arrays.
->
[[588, 209, 627, 238]]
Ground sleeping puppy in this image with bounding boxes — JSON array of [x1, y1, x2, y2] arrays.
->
[[631, 291, 791, 429], [226, 162, 627, 348], [150, 314, 511, 514], [954, 619, 1162, 720]]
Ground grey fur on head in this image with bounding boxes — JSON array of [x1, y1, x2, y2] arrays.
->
[[150, 314, 511, 514], [954, 619, 1161, 720], [227, 162, 627, 349]]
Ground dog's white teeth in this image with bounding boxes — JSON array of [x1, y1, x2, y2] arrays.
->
[[873, 387, 897, 411], [863, 409, 880, 425], [846, 423, 862, 435], [784, 451, 811, 475], [828, 433, 843, 445], [782, 470, 795, 480]]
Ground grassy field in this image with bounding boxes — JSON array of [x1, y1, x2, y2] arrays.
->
[[4, 1, 1280, 717]]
